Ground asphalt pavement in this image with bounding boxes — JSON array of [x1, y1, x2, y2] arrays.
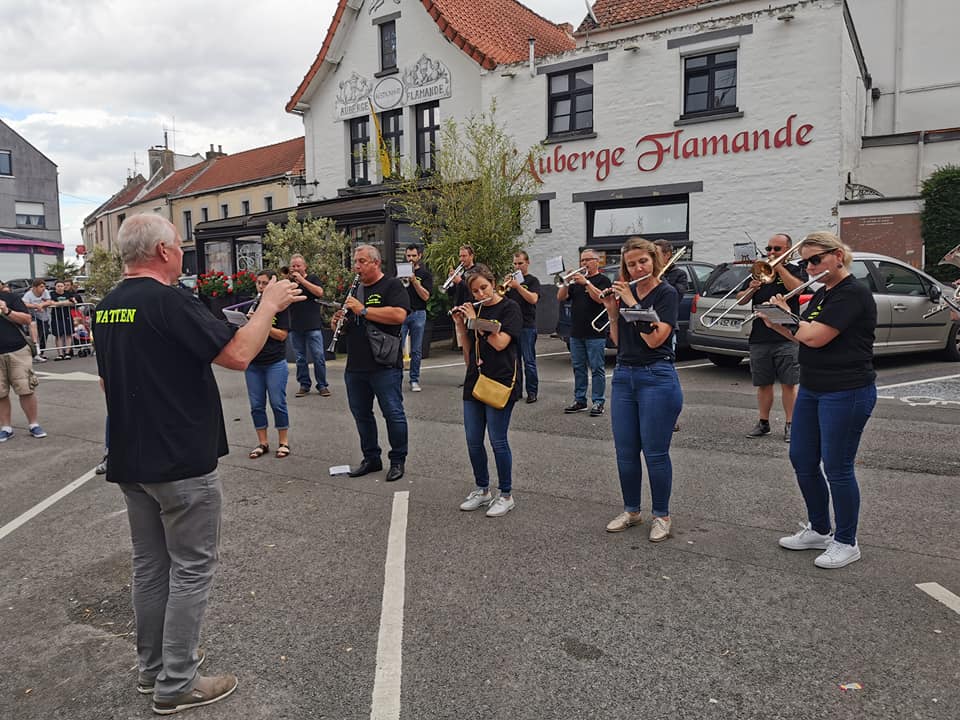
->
[[0, 338, 957, 720]]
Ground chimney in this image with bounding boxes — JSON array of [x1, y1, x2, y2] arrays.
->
[[559, 22, 574, 35], [147, 145, 175, 177], [205, 143, 227, 160]]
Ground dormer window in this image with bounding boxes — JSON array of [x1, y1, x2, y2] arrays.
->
[[379, 20, 397, 72]]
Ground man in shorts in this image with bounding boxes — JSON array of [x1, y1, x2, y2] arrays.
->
[[0, 288, 46, 441]]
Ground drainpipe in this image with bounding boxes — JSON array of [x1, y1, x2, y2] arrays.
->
[[893, 0, 904, 132], [529, 37, 535, 77]]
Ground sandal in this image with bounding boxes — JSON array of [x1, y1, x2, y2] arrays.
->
[[275, 444, 290, 459], [248, 444, 269, 459]]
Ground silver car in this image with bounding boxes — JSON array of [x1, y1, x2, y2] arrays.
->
[[688, 251, 960, 366]]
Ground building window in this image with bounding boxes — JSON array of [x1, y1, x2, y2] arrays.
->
[[683, 50, 738, 117], [15, 201, 45, 228], [220, 203, 229, 219], [415, 101, 439, 172], [0, 151, 11, 175], [586, 196, 689, 246], [264, 196, 273, 211], [350, 116, 370, 182], [379, 20, 397, 72], [538, 199, 551, 231], [548, 67, 593, 137], [201, 207, 209, 222], [183, 210, 193, 241], [380, 109, 403, 176], [117, 213, 126, 228], [241, 200, 250, 215]]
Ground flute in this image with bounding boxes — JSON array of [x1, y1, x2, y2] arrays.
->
[[447, 298, 491, 316]]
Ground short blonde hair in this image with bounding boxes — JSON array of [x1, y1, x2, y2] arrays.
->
[[801, 231, 853, 268]]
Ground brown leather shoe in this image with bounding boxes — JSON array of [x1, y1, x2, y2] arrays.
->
[[152, 674, 238, 715]]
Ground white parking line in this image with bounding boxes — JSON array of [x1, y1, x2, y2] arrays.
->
[[370, 491, 409, 720], [916, 582, 960, 615], [0, 469, 97, 541], [877, 374, 960, 391]]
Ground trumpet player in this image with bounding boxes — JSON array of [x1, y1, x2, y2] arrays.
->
[[504, 251, 541, 403], [446, 245, 477, 365], [400, 244, 433, 392], [557, 249, 610, 415], [736, 233, 807, 441]]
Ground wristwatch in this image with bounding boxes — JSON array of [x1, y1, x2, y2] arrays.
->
[[360, 307, 368, 318]]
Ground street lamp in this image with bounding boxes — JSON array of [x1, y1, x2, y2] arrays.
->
[[281, 173, 320, 203]]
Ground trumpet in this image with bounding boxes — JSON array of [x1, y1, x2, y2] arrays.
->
[[737, 270, 830, 327], [328, 273, 361, 352], [448, 298, 491, 316], [555, 267, 587, 287], [441, 262, 465, 291]]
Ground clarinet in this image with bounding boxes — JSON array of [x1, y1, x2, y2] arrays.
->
[[328, 274, 361, 352]]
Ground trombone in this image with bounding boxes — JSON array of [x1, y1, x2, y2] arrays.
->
[[591, 247, 688, 332], [737, 270, 829, 327], [555, 266, 587, 287], [699, 239, 806, 329], [441, 262, 465, 291]]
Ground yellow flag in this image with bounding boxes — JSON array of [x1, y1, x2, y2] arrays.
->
[[368, 99, 391, 179]]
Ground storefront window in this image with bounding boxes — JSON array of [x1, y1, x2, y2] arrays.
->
[[236, 237, 263, 273], [591, 202, 688, 240], [204, 241, 232, 274], [0, 252, 31, 281]]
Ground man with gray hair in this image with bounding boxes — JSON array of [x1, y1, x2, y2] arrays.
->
[[287, 253, 330, 397], [93, 213, 304, 714]]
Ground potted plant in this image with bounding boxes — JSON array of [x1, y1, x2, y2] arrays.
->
[[197, 271, 234, 317], [231, 270, 258, 301]]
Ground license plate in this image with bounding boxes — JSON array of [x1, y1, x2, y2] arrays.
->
[[712, 318, 741, 329]]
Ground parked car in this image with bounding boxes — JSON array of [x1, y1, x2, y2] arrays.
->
[[555, 260, 716, 351], [688, 251, 960, 366]]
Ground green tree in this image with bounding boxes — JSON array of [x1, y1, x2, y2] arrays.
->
[[262, 211, 354, 301], [44, 259, 83, 283], [84, 246, 124, 300], [921, 164, 960, 283], [390, 101, 542, 290]]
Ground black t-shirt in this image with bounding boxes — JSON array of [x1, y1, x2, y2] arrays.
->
[[93, 278, 235, 484], [616, 282, 679, 365], [344, 275, 410, 372], [463, 297, 523, 403], [750, 263, 807, 344], [505, 273, 541, 329], [798, 275, 877, 392], [570, 274, 612, 339], [662, 267, 689, 297], [288, 273, 325, 331], [406, 266, 434, 312], [0, 292, 28, 354], [252, 306, 291, 366], [50, 290, 74, 327]]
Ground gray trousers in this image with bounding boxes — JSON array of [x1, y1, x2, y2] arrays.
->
[[120, 471, 222, 700]]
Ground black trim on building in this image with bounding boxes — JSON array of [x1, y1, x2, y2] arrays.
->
[[666, 24, 752, 49], [572, 181, 704, 203], [536, 53, 608, 76]]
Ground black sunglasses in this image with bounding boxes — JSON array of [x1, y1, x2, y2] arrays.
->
[[797, 249, 835, 269], [765, 246, 786, 252]]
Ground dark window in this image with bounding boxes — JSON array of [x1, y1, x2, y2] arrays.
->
[[201, 207, 209, 222], [875, 261, 927, 296], [380, 109, 403, 175], [415, 101, 439, 172], [538, 199, 551, 231], [241, 200, 250, 215], [379, 20, 397, 72], [264, 196, 273, 211], [220, 203, 229, 219], [117, 213, 126, 228], [548, 67, 593, 137], [183, 210, 193, 241], [0, 151, 11, 175], [683, 50, 738, 117], [15, 201, 44, 228], [350, 116, 370, 181]]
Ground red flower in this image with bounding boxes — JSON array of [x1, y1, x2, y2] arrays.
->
[[212, 291, 218, 297]]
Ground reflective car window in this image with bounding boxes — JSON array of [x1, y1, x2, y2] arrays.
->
[[704, 266, 750, 297], [875, 261, 925, 296], [850, 261, 876, 292]]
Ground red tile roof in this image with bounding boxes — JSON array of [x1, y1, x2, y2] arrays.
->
[[177, 137, 304, 195], [287, 0, 575, 112], [138, 161, 213, 204], [577, 0, 718, 32], [85, 175, 148, 223]]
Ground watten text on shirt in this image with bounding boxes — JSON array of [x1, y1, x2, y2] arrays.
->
[[95, 308, 138, 324]]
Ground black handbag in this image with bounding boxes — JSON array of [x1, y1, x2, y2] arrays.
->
[[365, 323, 402, 368]]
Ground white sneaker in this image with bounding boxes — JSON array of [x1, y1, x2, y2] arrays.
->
[[459, 488, 493, 511], [815, 540, 861, 569], [410, 381, 422, 392], [778, 522, 833, 550], [486, 495, 515, 517]]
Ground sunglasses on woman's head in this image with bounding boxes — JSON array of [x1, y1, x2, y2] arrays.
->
[[797, 249, 835, 270]]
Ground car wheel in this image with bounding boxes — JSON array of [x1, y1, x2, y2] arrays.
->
[[944, 322, 960, 362], [707, 353, 743, 368]]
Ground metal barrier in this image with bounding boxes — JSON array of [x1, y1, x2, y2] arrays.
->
[[35, 302, 95, 361]]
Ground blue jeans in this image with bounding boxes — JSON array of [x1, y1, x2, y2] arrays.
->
[[610, 361, 683, 516], [400, 309, 426, 383], [569, 337, 606, 404], [463, 399, 515, 494], [344, 368, 408, 463], [244, 359, 289, 430], [788, 383, 876, 545], [519, 328, 538, 396], [290, 328, 328, 391]]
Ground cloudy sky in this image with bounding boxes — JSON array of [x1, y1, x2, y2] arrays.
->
[[0, 0, 591, 253]]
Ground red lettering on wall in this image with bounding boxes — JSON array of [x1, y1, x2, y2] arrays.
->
[[567, 153, 580, 172], [611, 148, 624, 166], [636, 131, 679, 172], [554, 145, 567, 172], [774, 113, 796, 148], [796, 123, 814, 145]]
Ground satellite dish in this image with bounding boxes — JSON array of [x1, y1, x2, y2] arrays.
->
[[584, 0, 599, 24]]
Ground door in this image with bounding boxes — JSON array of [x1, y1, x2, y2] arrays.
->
[[872, 260, 945, 352]]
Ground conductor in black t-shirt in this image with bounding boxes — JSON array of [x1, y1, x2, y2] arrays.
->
[[332, 244, 411, 482], [93, 214, 304, 713], [736, 233, 806, 442], [504, 251, 541, 403]]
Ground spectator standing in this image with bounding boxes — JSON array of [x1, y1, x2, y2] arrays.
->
[[400, 244, 433, 392], [22, 279, 52, 362], [287, 253, 330, 398], [49, 281, 76, 360], [0, 289, 47, 441]]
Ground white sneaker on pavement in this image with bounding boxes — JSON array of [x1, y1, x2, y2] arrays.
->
[[778, 522, 833, 550], [814, 540, 861, 569], [459, 488, 493, 511], [485, 495, 515, 517], [411, 381, 422, 392]]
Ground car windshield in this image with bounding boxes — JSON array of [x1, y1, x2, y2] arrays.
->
[[704, 265, 751, 297]]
